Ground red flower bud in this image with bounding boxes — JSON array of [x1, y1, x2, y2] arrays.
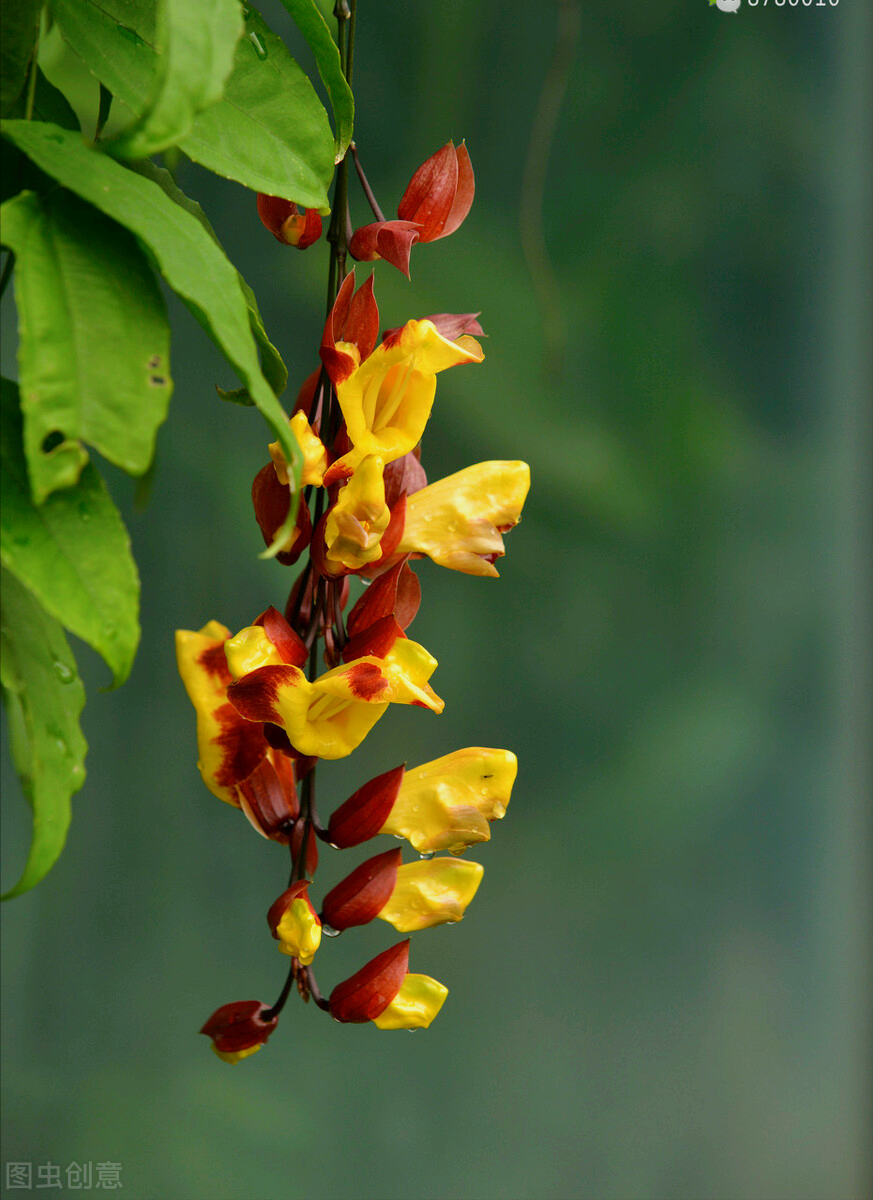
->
[[346, 558, 421, 638], [322, 848, 402, 930], [397, 141, 474, 242], [329, 939, 409, 1023], [236, 754, 298, 841], [257, 194, 323, 248], [200, 1000, 278, 1063], [320, 271, 379, 385], [327, 763, 406, 849]]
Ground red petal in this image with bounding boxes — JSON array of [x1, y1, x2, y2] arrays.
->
[[320, 272, 379, 384], [226, 665, 300, 724], [321, 848, 402, 930], [346, 558, 421, 637], [350, 221, 421, 278], [383, 453, 427, 509], [397, 142, 459, 242], [327, 763, 406, 849], [328, 940, 410, 1023], [257, 194, 295, 242], [251, 464, 311, 566], [439, 142, 474, 239], [237, 756, 298, 841], [253, 606, 307, 667], [342, 614, 404, 663], [290, 819, 319, 875]]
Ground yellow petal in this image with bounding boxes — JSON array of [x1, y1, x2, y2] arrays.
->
[[225, 626, 286, 680], [378, 859, 484, 932], [335, 320, 483, 473], [397, 460, 530, 576], [212, 1043, 263, 1064], [324, 455, 391, 571], [269, 410, 328, 487], [275, 897, 322, 965], [372, 974, 448, 1030], [380, 748, 516, 853]]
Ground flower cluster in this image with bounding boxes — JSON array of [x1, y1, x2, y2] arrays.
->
[[180, 142, 529, 1062]]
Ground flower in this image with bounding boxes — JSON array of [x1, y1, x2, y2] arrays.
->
[[323, 454, 391, 573], [322, 848, 484, 932], [328, 748, 517, 853], [267, 881, 322, 964], [224, 623, 443, 760], [200, 1000, 278, 1064], [328, 939, 448, 1029], [395, 460, 530, 577], [269, 410, 328, 487], [257, 194, 322, 248], [349, 220, 422, 278]]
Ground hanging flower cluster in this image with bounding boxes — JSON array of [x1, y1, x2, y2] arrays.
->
[[178, 139, 530, 1064]]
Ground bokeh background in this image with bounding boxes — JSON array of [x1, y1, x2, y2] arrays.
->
[[2, 2, 870, 1198]]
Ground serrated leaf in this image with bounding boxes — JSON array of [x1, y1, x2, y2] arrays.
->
[[0, 188, 172, 503], [0, 566, 87, 900], [110, 0, 243, 160], [0, 378, 140, 688], [1, 120, 302, 552], [0, 0, 41, 117], [279, 0, 353, 162], [51, 0, 334, 209], [129, 159, 288, 397]]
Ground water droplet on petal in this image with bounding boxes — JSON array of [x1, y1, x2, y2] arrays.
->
[[419, 851, 434, 861], [407, 1026, 422, 1033], [322, 924, 341, 938], [449, 846, 466, 857]]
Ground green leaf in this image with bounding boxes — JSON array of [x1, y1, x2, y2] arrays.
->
[[51, 0, 334, 209], [215, 384, 255, 406], [1, 120, 302, 552], [279, 0, 353, 162], [0, 0, 42, 117], [0, 566, 87, 900], [128, 159, 288, 397], [0, 378, 140, 688], [109, 0, 243, 160], [0, 187, 172, 503]]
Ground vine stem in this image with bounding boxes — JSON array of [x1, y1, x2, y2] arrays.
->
[[351, 143, 386, 222]]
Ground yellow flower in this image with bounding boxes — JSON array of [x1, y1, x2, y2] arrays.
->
[[269, 410, 328, 487], [382, 748, 517, 853], [378, 859, 484, 932], [175, 621, 271, 806], [397, 460, 530, 576], [324, 455, 391, 573], [332, 319, 483, 476], [372, 974, 448, 1030], [226, 629, 444, 760], [268, 882, 322, 965]]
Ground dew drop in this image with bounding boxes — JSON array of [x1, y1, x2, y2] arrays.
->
[[53, 661, 75, 684], [449, 846, 466, 857], [328, 842, 340, 850], [322, 924, 341, 938], [249, 31, 268, 59], [419, 851, 434, 861], [407, 1026, 422, 1033], [56, 738, 67, 753], [79, 506, 91, 522]]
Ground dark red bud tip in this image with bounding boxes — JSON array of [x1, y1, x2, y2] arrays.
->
[[322, 848, 402, 931], [200, 1000, 278, 1052], [328, 940, 410, 1023], [320, 272, 380, 384], [346, 558, 422, 638], [327, 763, 406, 849], [257, 194, 323, 248], [342, 614, 405, 664]]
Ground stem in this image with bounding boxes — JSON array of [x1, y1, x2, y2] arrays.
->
[[351, 143, 386, 222], [24, 35, 40, 122], [263, 960, 296, 1021]]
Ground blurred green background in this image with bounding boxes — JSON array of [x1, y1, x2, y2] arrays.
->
[[2, 2, 870, 1198]]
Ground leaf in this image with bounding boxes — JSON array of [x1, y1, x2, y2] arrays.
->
[[0, 378, 140, 688], [0, 187, 173, 503], [51, 0, 334, 209], [216, 384, 256, 406], [278, 0, 353, 162], [0, 0, 41, 117], [128, 159, 288, 397], [109, 0, 243, 160], [0, 566, 87, 900], [1, 120, 302, 551]]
